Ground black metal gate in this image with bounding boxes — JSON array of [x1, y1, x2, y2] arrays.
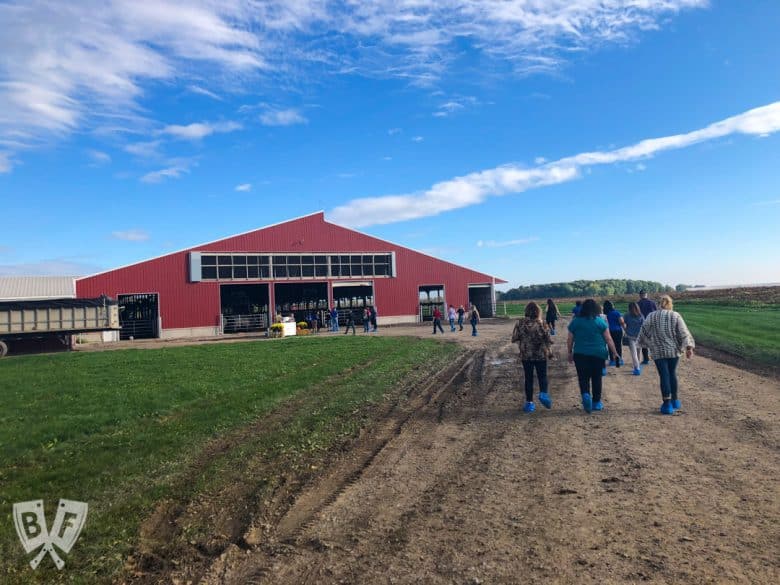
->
[[118, 294, 159, 340]]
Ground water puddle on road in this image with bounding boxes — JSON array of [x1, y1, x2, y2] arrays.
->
[[489, 358, 513, 366]]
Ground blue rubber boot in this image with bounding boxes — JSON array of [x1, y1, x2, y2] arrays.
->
[[523, 401, 536, 413], [608, 360, 616, 367], [672, 399, 682, 410], [632, 368, 641, 376], [618, 358, 624, 366], [581, 393, 592, 413], [602, 367, 607, 377], [539, 392, 552, 409], [593, 401, 604, 411], [660, 400, 674, 415]]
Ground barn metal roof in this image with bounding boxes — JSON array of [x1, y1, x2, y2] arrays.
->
[[0, 276, 76, 300]]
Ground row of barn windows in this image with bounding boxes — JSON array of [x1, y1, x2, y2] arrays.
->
[[200, 253, 393, 280]]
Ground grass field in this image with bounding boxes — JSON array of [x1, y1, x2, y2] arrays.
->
[[498, 298, 780, 367], [0, 335, 459, 583]]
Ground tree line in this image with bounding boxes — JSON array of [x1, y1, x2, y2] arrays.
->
[[498, 279, 679, 301]]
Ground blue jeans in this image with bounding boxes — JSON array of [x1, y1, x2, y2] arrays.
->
[[654, 357, 679, 400], [449, 317, 456, 331], [471, 320, 478, 336]]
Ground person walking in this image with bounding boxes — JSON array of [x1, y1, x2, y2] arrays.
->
[[603, 300, 626, 367], [363, 307, 371, 333], [469, 303, 481, 336], [567, 299, 620, 413], [344, 310, 357, 335], [369, 305, 378, 332], [448, 304, 457, 332], [511, 302, 554, 412], [432, 306, 445, 334], [638, 295, 695, 415], [545, 298, 561, 336], [571, 300, 583, 318], [457, 305, 465, 331], [624, 302, 645, 375], [330, 306, 339, 332], [637, 290, 658, 364]]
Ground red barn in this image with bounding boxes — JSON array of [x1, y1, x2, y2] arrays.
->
[[76, 212, 506, 340]]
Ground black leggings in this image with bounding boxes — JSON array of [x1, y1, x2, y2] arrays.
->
[[609, 330, 623, 361], [521, 360, 548, 402], [573, 354, 604, 402]]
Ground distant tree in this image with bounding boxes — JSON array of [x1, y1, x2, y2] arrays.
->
[[498, 278, 671, 300], [676, 284, 690, 292]]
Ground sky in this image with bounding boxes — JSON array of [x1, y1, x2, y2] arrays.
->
[[1, 0, 779, 290]]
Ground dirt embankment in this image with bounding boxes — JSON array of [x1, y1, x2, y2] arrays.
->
[[128, 320, 779, 584]]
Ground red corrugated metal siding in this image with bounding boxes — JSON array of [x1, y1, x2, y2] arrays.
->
[[76, 212, 505, 329]]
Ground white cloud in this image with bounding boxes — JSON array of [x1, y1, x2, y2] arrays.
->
[[235, 183, 252, 192], [161, 121, 241, 140], [412, 136, 424, 142], [87, 149, 111, 165], [0, 258, 102, 276], [477, 237, 539, 248], [259, 108, 308, 127], [124, 140, 162, 158], [433, 96, 477, 117], [0, 152, 12, 173], [111, 229, 149, 241], [388, 128, 402, 136], [329, 101, 780, 227], [141, 158, 196, 183], [0, 1, 707, 168], [187, 85, 222, 100], [750, 199, 780, 207]]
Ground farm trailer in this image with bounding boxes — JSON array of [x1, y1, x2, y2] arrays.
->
[[0, 296, 119, 357]]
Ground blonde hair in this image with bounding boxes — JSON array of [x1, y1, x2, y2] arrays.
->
[[659, 295, 673, 310]]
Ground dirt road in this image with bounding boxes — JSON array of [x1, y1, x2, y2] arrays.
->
[[182, 319, 778, 584]]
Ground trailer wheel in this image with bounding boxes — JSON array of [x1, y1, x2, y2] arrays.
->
[[0, 340, 8, 358]]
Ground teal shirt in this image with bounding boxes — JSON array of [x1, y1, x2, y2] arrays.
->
[[568, 316, 609, 359]]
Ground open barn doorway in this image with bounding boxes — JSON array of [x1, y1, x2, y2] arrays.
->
[[418, 285, 445, 322], [274, 282, 329, 328], [118, 293, 159, 340], [220, 284, 269, 333], [332, 282, 374, 326], [468, 284, 494, 317]]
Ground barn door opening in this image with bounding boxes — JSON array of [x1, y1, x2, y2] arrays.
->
[[468, 284, 494, 318], [220, 284, 270, 333], [418, 285, 445, 322], [118, 293, 159, 340]]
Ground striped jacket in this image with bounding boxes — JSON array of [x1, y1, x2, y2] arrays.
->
[[637, 309, 695, 359]]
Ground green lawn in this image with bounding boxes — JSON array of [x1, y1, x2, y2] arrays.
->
[[0, 336, 459, 583], [498, 299, 780, 366]]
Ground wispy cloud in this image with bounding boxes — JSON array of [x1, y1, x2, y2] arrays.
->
[[235, 183, 252, 192], [750, 199, 780, 207], [0, 152, 12, 173], [433, 96, 478, 117], [187, 85, 223, 101], [161, 121, 241, 140], [329, 101, 780, 227], [87, 149, 111, 165], [124, 140, 162, 158], [141, 158, 196, 183], [111, 229, 150, 242], [477, 237, 539, 248], [388, 128, 402, 136], [0, 1, 707, 169], [258, 108, 308, 127], [411, 136, 424, 143], [0, 258, 102, 276]]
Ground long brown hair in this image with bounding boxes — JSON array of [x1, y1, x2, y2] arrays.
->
[[524, 301, 542, 321]]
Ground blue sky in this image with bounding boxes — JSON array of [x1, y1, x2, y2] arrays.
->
[[1, 0, 779, 289]]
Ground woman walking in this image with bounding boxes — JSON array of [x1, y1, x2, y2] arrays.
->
[[567, 299, 620, 413], [511, 302, 554, 412], [448, 305, 457, 332], [469, 303, 480, 336], [457, 305, 465, 331], [545, 298, 561, 335], [432, 306, 445, 334], [603, 300, 626, 367], [624, 302, 645, 375], [638, 295, 695, 415]]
